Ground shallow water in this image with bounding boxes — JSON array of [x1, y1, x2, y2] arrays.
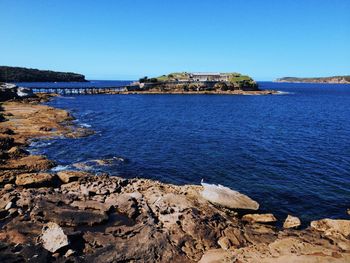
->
[[26, 81, 350, 223]]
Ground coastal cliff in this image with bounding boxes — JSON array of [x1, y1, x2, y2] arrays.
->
[[276, 76, 350, 84], [0, 66, 87, 82], [0, 91, 349, 262]]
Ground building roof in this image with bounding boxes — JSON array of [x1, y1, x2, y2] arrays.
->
[[191, 72, 223, 76]]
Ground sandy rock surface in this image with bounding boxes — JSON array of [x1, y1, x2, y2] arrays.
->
[[283, 215, 301, 229]]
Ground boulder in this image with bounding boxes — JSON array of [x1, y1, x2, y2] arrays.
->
[[41, 222, 69, 253], [7, 146, 29, 158], [200, 182, 259, 210], [0, 135, 14, 150], [57, 170, 89, 184], [283, 215, 301, 229], [15, 173, 55, 187], [310, 219, 350, 238], [242, 213, 277, 224], [0, 83, 18, 101], [17, 87, 34, 98]]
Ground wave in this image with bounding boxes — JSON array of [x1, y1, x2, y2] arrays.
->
[[80, 123, 92, 128], [276, 90, 294, 95], [51, 165, 71, 172]]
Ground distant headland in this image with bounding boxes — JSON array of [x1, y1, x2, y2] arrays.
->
[[127, 72, 276, 95], [276, 76, 350, 84], [0, 66, 87, 82]]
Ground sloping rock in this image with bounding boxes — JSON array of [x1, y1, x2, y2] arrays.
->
[[199, 249, 232, 263], [242, 213, 277, 224], [200, 182, 259, 210], [283, 215, 301, 229], [57, 170, 89, 183], [7, 146, 29, 158], [3, 155, 55, 172], [311, 219, 350, 238], [41, 222, 69, 253], [42, 205, 109, 227], [15, 173, 55, 187]]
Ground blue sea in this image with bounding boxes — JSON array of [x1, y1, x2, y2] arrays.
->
[[21, 81, 350, 224]]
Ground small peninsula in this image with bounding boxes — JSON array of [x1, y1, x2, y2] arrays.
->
[[276, 76, 350, 84], [0, 66, 87, 83], [126, 72, 276, 95]]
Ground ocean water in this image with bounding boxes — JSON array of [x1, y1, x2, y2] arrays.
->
[[26, 81, 350, 223]]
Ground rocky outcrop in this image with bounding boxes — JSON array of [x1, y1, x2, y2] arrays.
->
[[311, 219, 350, 238], [16, 86, 34, 98], [0, 82, 36, 102], [1, 173, 349, 262], [242, 213, 277, 224], [201, 182, 259, 210], [57, 170, 89, 183], [0, 83, 18, 101], [283, 215, 301, 229], [41, 222, 69, 253], [15, 173, 56, 187], [0, 66, 87, 82]]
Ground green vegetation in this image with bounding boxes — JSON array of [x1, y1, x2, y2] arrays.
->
[[135, 71, 259, 93], [228, 74, 255, 87], [276, 76, 350, 83], [139, 72, 256, 84], [0, 66, 87, 82]]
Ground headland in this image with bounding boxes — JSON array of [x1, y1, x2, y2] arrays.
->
[[0, 66, 87, 83], [276, 76, 350, 84]]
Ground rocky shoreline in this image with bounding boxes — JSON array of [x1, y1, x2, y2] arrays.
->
[[116, 89, 278, 95], [0, 94, 350, 262]]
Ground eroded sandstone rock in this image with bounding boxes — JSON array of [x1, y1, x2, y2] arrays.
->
[[201, 182, 259, 210], [57, 170, 89, 183], [7, 146, 29, 158], [242, 213, 277, 224], [3, 155, 55, 172], [311, 219, 350, 238], [15, 172, 55, 187], [283, 215, 301, 229], [41, 222, 69, 253]]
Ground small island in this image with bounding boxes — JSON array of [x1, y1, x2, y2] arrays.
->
[[125, 72, 276, 95], [276, 76, 350, 84], [0, 66, 87, 83]]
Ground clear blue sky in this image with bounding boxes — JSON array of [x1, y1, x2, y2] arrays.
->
[[1, 0, 349, 80]]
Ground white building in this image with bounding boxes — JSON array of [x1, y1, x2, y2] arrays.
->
[[190, 73, 230, 82]]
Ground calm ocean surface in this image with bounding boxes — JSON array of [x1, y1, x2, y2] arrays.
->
[[23, 81, 350, 223]]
